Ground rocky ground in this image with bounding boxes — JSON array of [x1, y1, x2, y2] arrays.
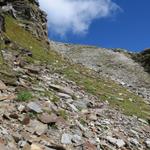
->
[[0, 57, 150, 150], [50, 42, 150, 101], [0, 1, 150, 150]]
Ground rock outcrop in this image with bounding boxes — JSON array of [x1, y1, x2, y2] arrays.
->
[[0, 0, 48, 39], [132, 48, 150, 73]]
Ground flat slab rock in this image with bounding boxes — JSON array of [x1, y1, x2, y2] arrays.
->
[[0, 94, 16, 101], [57, 92, 72, 99], [61, 133, 82, 145], [38, 113, 58, 124], [49, 84, 74, 96], [27, 120, 48, 136], [61, 133, 72, 144], [27, 102, 43, 113], [106, 136, 126, 148], [24, 65, 41, 74]]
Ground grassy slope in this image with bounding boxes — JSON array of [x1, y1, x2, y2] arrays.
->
[[0, 33, 17, 84], [4, 16, 150, 120]]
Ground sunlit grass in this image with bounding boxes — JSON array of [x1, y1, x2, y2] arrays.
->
[[4, 15, 150, 120]]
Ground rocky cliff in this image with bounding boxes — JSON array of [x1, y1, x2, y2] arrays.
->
[[0, 1, 150, 150], [0, 0, 48, 39]]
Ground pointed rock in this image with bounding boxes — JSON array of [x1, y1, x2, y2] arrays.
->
[[0, 80, 7, 90]]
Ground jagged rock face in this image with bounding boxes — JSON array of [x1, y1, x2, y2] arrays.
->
[[0, 0, 48, 39], [132, 48, 150, 73]]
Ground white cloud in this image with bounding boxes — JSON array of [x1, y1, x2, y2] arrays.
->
[[38, 0, 120, 36]]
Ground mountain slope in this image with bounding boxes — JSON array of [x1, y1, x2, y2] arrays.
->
[[0, 1, 150, 150], [2, 15, 150, 119], [51, 42, 150, 101]]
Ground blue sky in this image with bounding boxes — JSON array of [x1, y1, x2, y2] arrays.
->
[[39, 0, 150, 52]]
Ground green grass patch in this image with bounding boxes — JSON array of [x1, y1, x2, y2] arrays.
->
[[5, 15, 64, 66], [57, 110, 68, 120], [43, 90, 60, 103], [59, 65, 150, 120], [17, 91, 32, 102], [0, 64, 17, 85]]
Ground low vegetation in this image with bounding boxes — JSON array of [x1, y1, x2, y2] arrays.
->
[[3, 15, 150, 120], [43, 90, 60, 103], [57, 109, 68, 120], [17, 91, 32, 102]]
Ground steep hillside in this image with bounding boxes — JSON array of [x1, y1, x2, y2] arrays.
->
[[0, 0, 150, 150], [51, 42, 150, 101]]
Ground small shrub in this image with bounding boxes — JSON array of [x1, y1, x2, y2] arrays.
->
[[17, 91, 32, 101]]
